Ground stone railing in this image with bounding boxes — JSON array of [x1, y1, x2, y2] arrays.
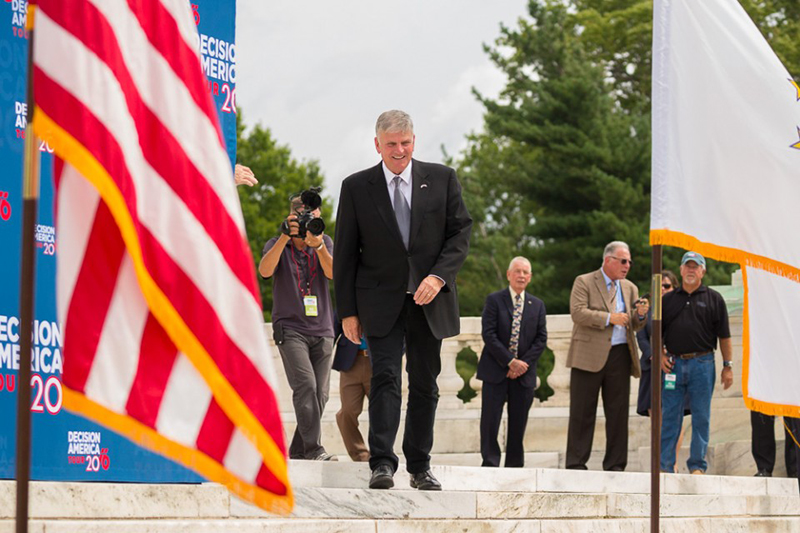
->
[[267, 271, 744, 413]]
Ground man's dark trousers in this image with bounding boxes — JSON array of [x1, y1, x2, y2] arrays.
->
[[566, 344, 631, 471], [752, 411, 798, 477], [480, 378, 535, 467], [367, 295, 441, 474], [785, 417, 800, 492]]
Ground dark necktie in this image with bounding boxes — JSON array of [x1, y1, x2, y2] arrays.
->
[[509, 294, 522, 356], [393, 176, 411, 248]]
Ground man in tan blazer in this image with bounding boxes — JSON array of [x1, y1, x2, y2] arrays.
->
[[565, 241, 649, 471]]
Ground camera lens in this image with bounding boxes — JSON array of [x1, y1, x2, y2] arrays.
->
[[306, 218, 325, 236]]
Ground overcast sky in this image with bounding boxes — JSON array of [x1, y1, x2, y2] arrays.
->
[[236, 0, 528, 204]]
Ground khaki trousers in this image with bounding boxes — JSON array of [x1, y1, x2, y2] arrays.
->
[[336, 351, 371, 461]]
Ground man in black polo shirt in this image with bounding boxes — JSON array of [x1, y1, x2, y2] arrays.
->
[[660, 251, 733, 474]]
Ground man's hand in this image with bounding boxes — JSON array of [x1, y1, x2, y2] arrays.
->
[[285, 214, 300, 237], [661, 353, 674, 373], [721, 366, 733, 390], [304, 232, 324, 250], [634, 298, 650, 318], [234, 164, 257, 186], [507, 358, 529, 379], [609, 313, 630, 327], [413, 276, 444, 305], [342, 316, 362, 344]]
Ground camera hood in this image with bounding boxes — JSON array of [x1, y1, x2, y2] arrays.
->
[[300, 187, 322, 210]]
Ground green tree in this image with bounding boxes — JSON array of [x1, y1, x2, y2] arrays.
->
[[742, 0, 800, 77], [458, 1, 652, 313], [456, 0, 800, 313], [573, 0, 800, 112], [454, 134, 535, 316], [235, 113, 334, 320]]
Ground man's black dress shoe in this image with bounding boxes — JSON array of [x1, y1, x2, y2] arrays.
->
[[369, 464, 394, 489], [754, 470, 772, 477], [409, 470, 442, 491]]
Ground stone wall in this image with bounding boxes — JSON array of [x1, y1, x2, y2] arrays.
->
[[268, 271, 746, 415]]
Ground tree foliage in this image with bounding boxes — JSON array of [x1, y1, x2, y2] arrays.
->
[[456, 0, 800, 314], [457, 1, 652, 314], [235, 113, 334, 320], [575, 0, 800, 106]]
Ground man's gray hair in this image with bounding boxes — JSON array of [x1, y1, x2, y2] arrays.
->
[[508, 256, 532, 271], [603, 241, 630, 260], [376, 110, 414, 135]]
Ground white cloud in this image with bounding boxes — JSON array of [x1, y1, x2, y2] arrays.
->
[[235, 0, 526, 205]]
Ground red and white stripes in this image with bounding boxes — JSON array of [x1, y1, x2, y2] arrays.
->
[[33, 0, 291, 513]]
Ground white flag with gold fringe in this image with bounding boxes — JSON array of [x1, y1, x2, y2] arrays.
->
[[651, 0, 800, 416]]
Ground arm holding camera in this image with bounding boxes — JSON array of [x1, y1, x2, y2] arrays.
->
[[305, 232, 333, 279], [258, 215, 298, 278]]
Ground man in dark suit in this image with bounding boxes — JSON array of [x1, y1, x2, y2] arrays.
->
[[334, 110, 472, 490], [477, 257, 547, 468]]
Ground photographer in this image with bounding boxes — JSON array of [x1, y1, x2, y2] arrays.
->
[[259, 191, 335, 461]]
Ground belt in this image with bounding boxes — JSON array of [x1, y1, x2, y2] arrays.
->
[[670, 351, 712, 360], [357, 349, 369, 357]]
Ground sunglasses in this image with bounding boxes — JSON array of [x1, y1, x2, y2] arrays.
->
[[662, 283, 672, 289], [610, 256, 633, 266]]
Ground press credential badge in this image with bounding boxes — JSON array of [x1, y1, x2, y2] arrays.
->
[[303, 295, 318, 317]]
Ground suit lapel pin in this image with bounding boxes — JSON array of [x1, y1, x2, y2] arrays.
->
[[420, 184, 428, 188]]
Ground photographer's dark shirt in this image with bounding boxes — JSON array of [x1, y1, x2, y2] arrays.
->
[[262, 235, 334, 338], [662, 284, 730, 355]]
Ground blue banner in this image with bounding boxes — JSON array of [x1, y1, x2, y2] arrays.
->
[[0, 0, 237, 482]]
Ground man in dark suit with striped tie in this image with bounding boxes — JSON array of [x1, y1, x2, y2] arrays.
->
[[477, 257, 547, 467], [334, 110, 472, 490]]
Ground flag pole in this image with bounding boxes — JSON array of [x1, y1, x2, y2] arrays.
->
[[650, 245, 663, 533], [15, 7, 39, 533]]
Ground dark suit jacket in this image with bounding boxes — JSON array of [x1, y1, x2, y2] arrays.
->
[[477, 289, 548, 389], [334, 160, 472, 339]]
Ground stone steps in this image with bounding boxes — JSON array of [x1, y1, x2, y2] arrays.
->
[[287, 460, 797, 495], [1, 462, 797, 532], [301, 403, 753, 470], [428, 451, 560, 468], [6, 517, 800, 533]]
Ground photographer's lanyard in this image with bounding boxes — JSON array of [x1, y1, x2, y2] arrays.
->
[[290, 245, 319, 316]]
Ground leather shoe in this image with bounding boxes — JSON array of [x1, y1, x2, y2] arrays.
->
[[311, 452, 337, 461], [754, 469, 772, 477], [369, 464, 394, 489], [409, 470, 442, 491]]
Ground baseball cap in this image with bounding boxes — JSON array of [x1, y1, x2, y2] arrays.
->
[[681, 251, 706, 268]]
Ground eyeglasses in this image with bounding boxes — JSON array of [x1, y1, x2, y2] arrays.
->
[[609, 256, 633, 266], [662, 283, 672, 289]]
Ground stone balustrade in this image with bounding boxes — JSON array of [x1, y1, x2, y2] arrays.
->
[[266, 271, 745, 415]]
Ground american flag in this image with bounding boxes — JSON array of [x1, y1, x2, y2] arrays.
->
[[30, 0, 292, 513]]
